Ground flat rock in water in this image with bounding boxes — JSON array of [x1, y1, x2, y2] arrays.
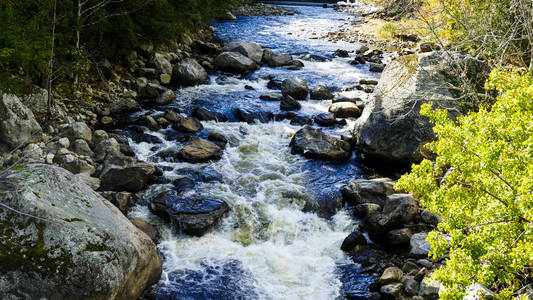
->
[[174, 117, 203, 133], [290, 126, 352, 160], [260, 92, 282, 101], [329, 102, 361, 118], [178, 137, 224, 163]]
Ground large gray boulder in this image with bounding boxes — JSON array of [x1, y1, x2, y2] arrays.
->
[[20, 87, 48, 116], [281, 77, 309, 100], [290, 126, 352, 160], [223, 40, 264, 63], [353, 51, 488, 163], [342, 178, 396, 207], [214, 51, 259, 74], [0, 94, 42, 149], [172, 58, 210, 86], [0, 164, 162, 299]]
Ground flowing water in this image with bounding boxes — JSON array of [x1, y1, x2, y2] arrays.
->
[[127, 3, 382, 299]]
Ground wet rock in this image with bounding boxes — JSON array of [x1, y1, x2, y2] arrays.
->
[[141, 82, 167, 99], [366, 194, 419, 239], [165, 110, 181, 123], [289, 115, 312, 126], [360, 79, 379, 85], [223, 40, 264, 63], [61, 122, 92, 143], [314, 113, 337, 127], [290, 126, 352, 160], [410, 232, 432, 257], [172, 58, 210, 86], [157, 117, 170, 128], [178, 137, 224, 163], [174, 117, 203, 133], [149, 191, 229, 236], [214, 51, 259, 74], [310, 85, 334, 100], [263, 49, 293, 67], [334, 49, 350, 57], [234, 108, 273, 123], [354, 203, 382, 218], [208, 132, 228, 145], [192, 107, 228, 122], [281, 77, 309, 100], [155, 89, 175, 105], [354, 51, 488, 163], [369, 63, 385, 72], [403, 276, 420, 296], [130, 217, 159, 242], [386, 228, 413, 246], [301, 54, 329, 62], [144, 116, 160, 131], [342, 178, 396, 207], [0, 164, 161, 299], [267, 78, 282, 89], [329, 102, 361, 118], [341, 230, 367, 252], [260, 92, 282, 101], [380, 283, 403, 298], [380, 267, 404, 285], [99, 162, 156, 192], [280, 95, 302, 111]]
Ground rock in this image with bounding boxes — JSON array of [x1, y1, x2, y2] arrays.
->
[[366, 194, 419, 239], [380, 283, 403, 298], [20, 86, 48, 116], [0, 94, 42, 148], [174, 117, 203, 133], [208, 132, 228, 145], [416, 259, 433, 269], [93, 138, 121, 162], [329, 102, 361, 118], [419, 42, 441, 53], [100, 162, 156, 192], [419, 277, 440, 300], [141, 83, 167, 99], [165, 110, 181, 123], [464, 284, 495, 300], [214, 51, 259, 74], [354, 52, 488, 163], [152, 52, 172, 75], [219, 10, 236, 20], [267, 78, 281, 89], [172, 58, 210, 86], [144, 116, 160, 131], [281, 77, 309, 100], [22, 143, 43, 162], [223, 40, 263, 63], [192, 107, 227, 122], [260, 92, 282, 101], [160, 73, 171, 85], [0, 164, 161, 299], [414, 267, 428, 282], [74, 172, 101, 191], [149, 191, 229, 236], [101, 191, 131, 213], [421, 209, 442, 226], [289, 115, 312, 126], [310, 85, 334, 100], [61, 122, 92, 143], [130, 218, 159, 242], [386, 228, 413, 246], [263, 49, 293, 67], [354, 203, 382, 218], [280, 95, 302, 111], [71, 139, 94, 157], [340, 230, 367, 252], [314, 113, 337, 127], [380, 267, 404, 285], [402, 261, 420, 274], [234, 108, 273, 123], [290, 126, 352, 160], [53, 154, 95, 175], [155, 89, 175, 105], [369, 63, 385, 72], [410, 232, 432, 257], [157, 117, 170, 129], [109, 97, 140, 114], [178, 138, 224, 163], [334, 49, 350, 57], [342, 178, 396, 207], [360, 79, 379, 85], [403, 276, 420, 296]]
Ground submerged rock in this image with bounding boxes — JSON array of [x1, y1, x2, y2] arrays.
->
[[150, 190, 229, 236], [290, 126, 352, 160], [0, 164, 161, 299]]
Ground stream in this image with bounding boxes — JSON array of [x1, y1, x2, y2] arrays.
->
[[127, 3, 383, 299]]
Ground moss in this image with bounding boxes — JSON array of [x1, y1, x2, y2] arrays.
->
[[84, 242, 107, 252]]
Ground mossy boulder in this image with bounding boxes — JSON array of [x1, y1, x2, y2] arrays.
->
[[0, 164, 162, 299]]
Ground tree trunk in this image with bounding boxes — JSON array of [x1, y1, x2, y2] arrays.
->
[[47, 0, 57, 119]]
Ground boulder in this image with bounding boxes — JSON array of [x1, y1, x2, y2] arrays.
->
[[93, 138, 121, 162], [155, 90, 175, 105], [290, 126, 352, 160], [234, 108, 273, 123], [178, 137, 224, 163], [174, 117, 203, 133], [410, 232, 432, 257], [342, 178, 396, 207], [380, 267, 404, 285], [20, 86, 48, 116], [172, 58, 210, 86], [386, 228, 413, 246], [369, 63, 385, 72], [281, 77, 309, 100], [99, 162, 156, 192], [152, 53, 172, 75], [149, 190, 229, 236], [0, 94, 42, 148], [403, 276, 420, 296], [53, 154, 95, 175], [380, 283, 403, 298], [192, 107, 227, 122], [61, 122, 92, 143], [141, 83, 167, 99], [130, 218, 159, 242], [353, 51, 489, 163], [263, 49, 293, 67], [340, 230, 367, 252], [329, 102, 361, 119], [74, 172, 101, 191], [310, 85, 334, 100], [214, 51, 259, 74], [334, 49, 350, 57], [366, 194, 419, 238], [280, 95, 301, 111], [0, 164, 161, 299], [71, 139, 94, 157], [260, 93, 282, 101], [223, 40, 264, 63], [109, 98, 140, 115], [314, 113, 337, 127]]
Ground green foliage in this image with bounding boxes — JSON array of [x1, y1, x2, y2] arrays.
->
[[396, 69, 533, 298]]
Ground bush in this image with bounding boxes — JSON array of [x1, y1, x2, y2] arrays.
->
[[396, 68, 533, 298]]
